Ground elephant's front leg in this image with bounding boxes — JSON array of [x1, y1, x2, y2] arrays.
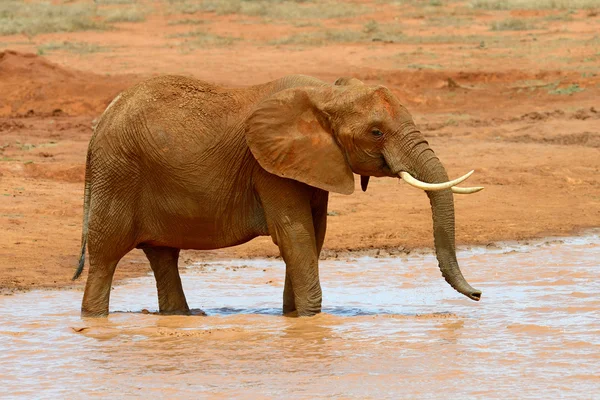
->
[[283, 273, 296, 314], [283, 189, 329, 315], [259, 179, 322, 316], [278, 227, 321, 316]]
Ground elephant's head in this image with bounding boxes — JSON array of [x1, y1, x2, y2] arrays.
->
[[245, 77, 482, 301]]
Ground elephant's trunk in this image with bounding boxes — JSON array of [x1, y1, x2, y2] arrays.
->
[[388, 134, 481, 301]]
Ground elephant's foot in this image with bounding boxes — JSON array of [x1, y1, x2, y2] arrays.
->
[[283, 303, 297, 315], [283, 302, 321, 317], [296, 307, 322, 317], [157, 297, 190, 316], [294, 282, 322, 317], [81, 308, 109, 318], [157, 308, 191, 316]]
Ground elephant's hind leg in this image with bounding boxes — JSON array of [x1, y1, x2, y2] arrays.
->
[[143, 247, 190, 315], [81, 253, 122, 317]]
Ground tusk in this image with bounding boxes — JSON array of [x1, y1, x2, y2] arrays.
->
[[452, 186, 484, 194], [399, 170, 474, 191]]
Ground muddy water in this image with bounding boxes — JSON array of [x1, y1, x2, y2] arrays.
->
[[1, 235, 599, 399]]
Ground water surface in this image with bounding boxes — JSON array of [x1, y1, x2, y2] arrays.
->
[[1, 234, 599, 398]]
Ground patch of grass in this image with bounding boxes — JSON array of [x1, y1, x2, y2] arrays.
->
[[491, 18, 536, 30], [289, 20, 322, 27], [548, 84, 584, 95], [169, 30, 239, 46], [37, 41, 108, 55], [544, 11, 575, 21], [472, 0, 600, 10], [0, 1, 106, 37], [95, 0, 137, 4], [168, 0, 368, 20], [271, 27, 492, 46], [406, 63, 444, 69], [100, 6, 146, 23], [269, 29, 364, 45], [364, 20, 379, 33], [168, 18, 208, 25], [425, 13, 476, 27]]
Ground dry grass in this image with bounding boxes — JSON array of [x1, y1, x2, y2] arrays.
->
[[472, 0, 600, 10], [270, 24, 492, 46], [36, 41, 108, 55], [168, 0, 368, 19], [100, 7, 147, 23], [169, 30, 239, 47], [269, 30, 364, 45], [490, 18, 536, 30], [0, 1, 106, 37], [95, 0, 138, 4], [168, 18, 208, 26], [0, 0, 148, 37]]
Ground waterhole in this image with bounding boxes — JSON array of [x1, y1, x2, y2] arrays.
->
[[1, 234, 598, 398]]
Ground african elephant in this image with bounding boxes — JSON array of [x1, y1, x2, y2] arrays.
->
[[74, 74, 482, 317]]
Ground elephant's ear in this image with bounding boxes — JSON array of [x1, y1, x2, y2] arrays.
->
[[245, 87, 354, 195]]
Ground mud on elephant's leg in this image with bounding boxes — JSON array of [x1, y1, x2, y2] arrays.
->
[[283, 189, 329, 315], [280, 238, 322, 317], [283, 272, 296, 314], [143, 246, 189, 315], [259, 179, 322, 317], [312, 189, 329, 257], [81, 254, 120, 317], [277, 221, 322, 316]]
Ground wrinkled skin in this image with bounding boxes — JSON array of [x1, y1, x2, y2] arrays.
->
[[76, 74, 481, 317]]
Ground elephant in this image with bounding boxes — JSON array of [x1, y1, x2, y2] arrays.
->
[[73, 74, 483, 317]]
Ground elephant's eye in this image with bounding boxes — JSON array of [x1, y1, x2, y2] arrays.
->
[[371, 128, 383, 137]]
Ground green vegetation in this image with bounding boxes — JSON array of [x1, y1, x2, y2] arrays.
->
[[167, 0, 368, 19], [37, 41, 108, 55], [472, 0, 600, 10], [491, 18, 536, 30], [548, 84, 584, 95]]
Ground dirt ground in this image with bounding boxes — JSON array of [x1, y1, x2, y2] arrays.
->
[[0, 0, 599, 293]]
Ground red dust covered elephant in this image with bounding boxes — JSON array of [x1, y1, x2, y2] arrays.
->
[[73, 74, 483, 317]]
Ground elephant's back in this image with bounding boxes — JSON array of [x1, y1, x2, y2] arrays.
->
[[92, 75, 247, 165], [101, 75, 239, 135]]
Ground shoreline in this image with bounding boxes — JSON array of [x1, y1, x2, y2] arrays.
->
[[2, 228, 598, 296]]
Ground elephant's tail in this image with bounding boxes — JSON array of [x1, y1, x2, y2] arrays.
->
[[73, 153, 92, 280]]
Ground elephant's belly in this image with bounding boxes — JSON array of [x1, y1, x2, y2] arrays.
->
[[137, 208, 271, 251]]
